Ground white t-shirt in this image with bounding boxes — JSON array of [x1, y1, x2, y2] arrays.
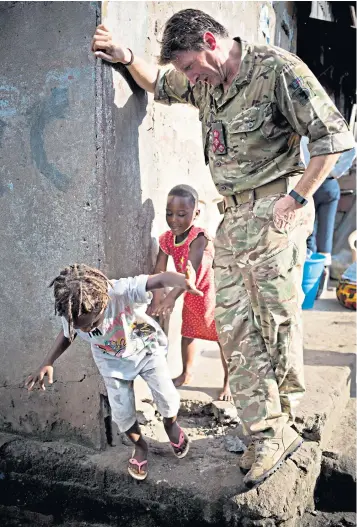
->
[[61, 275, 168, 380]]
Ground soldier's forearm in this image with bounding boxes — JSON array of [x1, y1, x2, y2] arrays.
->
[[294, 153, 341, 199], [126, 54, 159, 93]]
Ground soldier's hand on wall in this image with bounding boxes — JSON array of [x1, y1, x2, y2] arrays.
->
[[91, 24, 130, 63], [272, 195, 302, 233], [25, 365, 54, 392]]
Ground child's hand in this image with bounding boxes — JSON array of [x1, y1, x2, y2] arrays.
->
[[153, 296, 176, 318], [184, 261, 203, 296], [146, 302, 158, 317], [25, 365, 54, 391]]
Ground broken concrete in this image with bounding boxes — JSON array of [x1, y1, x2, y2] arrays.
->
[[301, 511, 356, 527], [0, 429, 320, 527], [315, 398, 356, 513], [211, 400, 239, 424], [294, 354, 353, 446]]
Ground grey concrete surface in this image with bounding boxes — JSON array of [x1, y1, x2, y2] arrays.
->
[[0, 1, 107, 447]]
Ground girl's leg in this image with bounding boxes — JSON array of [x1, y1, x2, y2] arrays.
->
[[125, 420, 149, 475], [141, 355, 188, 457], [173, 336, 196, 387], [104, 376, 148, 478], [218, 343, 233, 402], [163, 415, 189, 457]]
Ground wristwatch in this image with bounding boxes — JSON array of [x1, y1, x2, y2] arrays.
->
[[289, 189, 308, 207]]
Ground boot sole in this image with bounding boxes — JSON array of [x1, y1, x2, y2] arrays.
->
[[244, 437, 303, 489]]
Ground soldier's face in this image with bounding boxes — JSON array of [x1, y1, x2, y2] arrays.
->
[[172, 48, 222, 87], [166, 196, 199, 236]]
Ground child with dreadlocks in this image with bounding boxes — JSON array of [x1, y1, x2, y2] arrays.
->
[[149, 184, 231, 402], [26, 262, 202, 481]]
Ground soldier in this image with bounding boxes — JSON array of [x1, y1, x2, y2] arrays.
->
[[92, 9, 355, 488]]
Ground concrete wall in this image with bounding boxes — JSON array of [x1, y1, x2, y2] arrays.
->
[[0, 1, 107, 448], [273, 1, 298, 53], [0, 0, 278, 448]]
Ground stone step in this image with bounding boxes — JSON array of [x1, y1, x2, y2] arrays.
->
[[315, 398, 356, 513], [294, 350, 354, 448], [0, 429, 320, 527]]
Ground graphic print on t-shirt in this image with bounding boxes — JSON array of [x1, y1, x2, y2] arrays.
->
[[95, 308, 158, 358]]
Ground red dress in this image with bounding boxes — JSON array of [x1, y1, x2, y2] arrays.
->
[[159, 226, 218, 341]]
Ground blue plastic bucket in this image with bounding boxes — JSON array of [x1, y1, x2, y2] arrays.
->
[[302, 253, 326, 309]]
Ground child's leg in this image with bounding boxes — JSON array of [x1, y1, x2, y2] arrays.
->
[[104, 376, 148, 478], [218, 343, 232, 402], [140, 354, 189, 457], [125, 420, 148, 468], [173, 336, 196, 387]]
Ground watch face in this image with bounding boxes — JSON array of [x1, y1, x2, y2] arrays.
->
[[290, 190, 308, 206]]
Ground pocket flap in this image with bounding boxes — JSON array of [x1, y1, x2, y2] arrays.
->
[[228, 103, 270, 133], [253, 242, 299, 281]]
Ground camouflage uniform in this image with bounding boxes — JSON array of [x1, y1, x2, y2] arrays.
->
[[154, 40, 355, 439]]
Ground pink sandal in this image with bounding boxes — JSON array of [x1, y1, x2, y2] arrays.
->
[[128, 455, 148, 481], [170, 427, 190, 459]]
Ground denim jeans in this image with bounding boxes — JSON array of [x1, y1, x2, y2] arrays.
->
[[307, 177, 341, 255]]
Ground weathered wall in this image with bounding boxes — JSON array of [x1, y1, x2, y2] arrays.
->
[[0, 1, 107, 448], [273, 1, 298, 53], [0, 0, 278, 447]]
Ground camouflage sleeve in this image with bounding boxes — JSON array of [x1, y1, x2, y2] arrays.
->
[[275, 62, 355, 158], [154, 67, 199, 107]]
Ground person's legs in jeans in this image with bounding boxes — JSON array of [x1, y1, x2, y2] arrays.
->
[[313, 177, 340, 295], [315, 178, 341, 260]]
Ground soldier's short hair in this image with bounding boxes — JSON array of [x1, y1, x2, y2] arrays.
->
[[168, 184, 199, 208], [159, 9, 229, 65]]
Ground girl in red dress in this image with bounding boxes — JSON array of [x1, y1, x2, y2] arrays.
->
[[150, 185, 231, 401]]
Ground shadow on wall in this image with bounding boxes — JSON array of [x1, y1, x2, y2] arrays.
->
[[101, 62, 156, 278]]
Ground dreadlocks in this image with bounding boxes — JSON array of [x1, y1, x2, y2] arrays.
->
[[49, 264, 111, 342]]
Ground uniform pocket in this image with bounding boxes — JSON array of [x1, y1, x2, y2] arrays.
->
[[272, 195, 304, 236], [227, 103, 273, 163], [252, 241, 302, 318], [228, 104, 269, 134]]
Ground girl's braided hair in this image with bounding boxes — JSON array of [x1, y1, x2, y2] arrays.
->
[[49, 264, 110, 341]]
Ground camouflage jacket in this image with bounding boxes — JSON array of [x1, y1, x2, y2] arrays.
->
[[154, 39, 355, 196]]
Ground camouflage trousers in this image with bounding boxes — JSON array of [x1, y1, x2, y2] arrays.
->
[[214, 193, 314, 439]]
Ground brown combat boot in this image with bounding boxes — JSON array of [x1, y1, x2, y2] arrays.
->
[[238, 443, 255, 473], [243, 425, 303, 488]]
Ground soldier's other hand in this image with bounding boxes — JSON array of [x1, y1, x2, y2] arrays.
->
[[273, 195, 302, 232], [91, 24, 131, 64]]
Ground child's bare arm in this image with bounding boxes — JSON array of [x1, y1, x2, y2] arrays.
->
[[153, 236, 208, 316], [147, 249, 169, 315], [153, 248, 169, 274], [158, 235, 208, 301], [188, 234, 208, 272], [25, 330, 74, 391], [146, 262, 203, 296]]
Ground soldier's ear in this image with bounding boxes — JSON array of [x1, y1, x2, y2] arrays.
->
[[203, 32, 217, 51]]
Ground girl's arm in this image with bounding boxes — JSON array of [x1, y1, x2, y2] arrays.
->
[[153, 248, 169, 274], [159, 235, 208, 302], [146, 261, 202, 296], [147, 249, 169, 315], [25, 330, 74, 391], [152, 236, 208, 316]]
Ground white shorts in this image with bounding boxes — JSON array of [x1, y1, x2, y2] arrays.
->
[[103, 353, 180, 432]]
